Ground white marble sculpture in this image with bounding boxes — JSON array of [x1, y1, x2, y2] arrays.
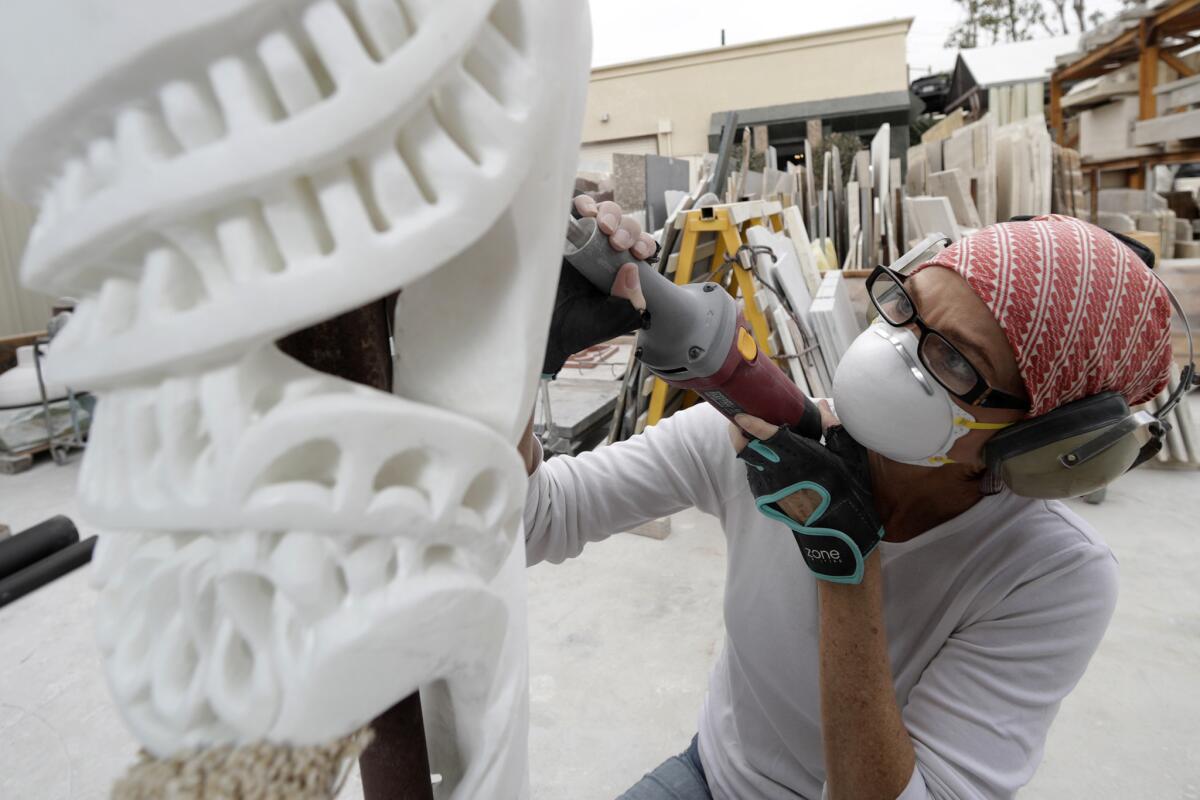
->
[[0, 0, 590, 795]]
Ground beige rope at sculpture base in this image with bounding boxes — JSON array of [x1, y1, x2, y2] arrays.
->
[[112, 727, 374, 800]]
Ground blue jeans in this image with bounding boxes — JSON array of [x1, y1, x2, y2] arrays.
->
[[617, 735, 713, 799]]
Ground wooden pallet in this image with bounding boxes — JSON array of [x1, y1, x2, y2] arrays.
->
[[0, 441, 50, 475]]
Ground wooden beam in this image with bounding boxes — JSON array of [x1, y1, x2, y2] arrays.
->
[[1154, 148, 1200, 165], [1152, 0, 1200, 31], [1051, 75, 1064, 146], [1054, 28, 1138, 83], [1163, 34, 1200, 54], [1053, 0, 1200, 87], [1154, 4, 1200, 47], [1141, 50, 1161, 119], [1160, 17, 1200, 43], [1081, 147, 1200, 170], [1140, 19, 1161, 121], [1089, 169, 1099, 222], [1083, 156, 1143, 170], [1160, 49, 1196, 77]]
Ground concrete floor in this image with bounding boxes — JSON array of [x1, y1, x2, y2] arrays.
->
[[2, 444, 1198, 799]]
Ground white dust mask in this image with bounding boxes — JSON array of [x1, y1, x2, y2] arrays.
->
[[832, 324, 1008, 467]]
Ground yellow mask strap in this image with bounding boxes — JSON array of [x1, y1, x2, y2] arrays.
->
[[954, 417, 1015, 431], [932, 420, 1016, 465]]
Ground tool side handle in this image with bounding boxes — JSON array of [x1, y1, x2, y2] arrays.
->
[[564, 217, 688, 320]]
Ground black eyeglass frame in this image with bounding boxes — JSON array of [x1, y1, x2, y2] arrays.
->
[[865, 264, 1031, 411]]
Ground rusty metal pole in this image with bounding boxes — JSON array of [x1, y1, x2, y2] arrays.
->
[[358, 693, 435, 799], [277, 295, 434, 800]]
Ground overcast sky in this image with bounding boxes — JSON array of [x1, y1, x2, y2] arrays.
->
[[589, 0, 1127, 77]]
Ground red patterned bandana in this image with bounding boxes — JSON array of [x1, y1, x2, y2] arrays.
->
[[918, 214, 1173, 417]]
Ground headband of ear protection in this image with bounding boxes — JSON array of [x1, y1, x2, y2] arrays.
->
[[980, 221, 1197, 499]]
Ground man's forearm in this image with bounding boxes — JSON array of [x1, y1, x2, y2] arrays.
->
[[818, 552, 916, 800]]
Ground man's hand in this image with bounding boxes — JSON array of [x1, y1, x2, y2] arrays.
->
[[572, 194, 655, 311], [540, 196, 655, 378], [728, 405, 838, 522], [730, 408, 884, 585], [527, 197, 658, 474]]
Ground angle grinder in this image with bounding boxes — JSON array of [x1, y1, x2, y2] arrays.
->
[[565, 216, 823, 440]]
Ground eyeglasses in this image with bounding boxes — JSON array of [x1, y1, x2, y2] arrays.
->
[[866, 265, 1030, 411]]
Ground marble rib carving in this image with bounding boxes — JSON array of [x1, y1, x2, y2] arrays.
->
[[0, 1, 591, 796]]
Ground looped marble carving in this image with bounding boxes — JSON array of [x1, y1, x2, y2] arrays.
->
[[0, 0, 591, 796], [79, 346, 524, 571]]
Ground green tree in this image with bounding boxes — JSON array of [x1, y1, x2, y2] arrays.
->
[[946, 0, 1131, 44], [946, 0, 1049, 46], [813, 133, 862, 182], [1048, 0, 1071, 34]]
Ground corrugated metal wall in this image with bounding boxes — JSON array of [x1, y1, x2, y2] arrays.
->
[[0, 192, 55, 336]]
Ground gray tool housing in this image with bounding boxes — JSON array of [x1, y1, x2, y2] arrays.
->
[[565, 216, 736, 380]]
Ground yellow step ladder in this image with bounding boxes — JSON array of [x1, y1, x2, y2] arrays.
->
[[644, 201, 785, 429]]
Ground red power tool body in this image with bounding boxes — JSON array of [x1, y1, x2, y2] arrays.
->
[[565, 216, 823, 440]]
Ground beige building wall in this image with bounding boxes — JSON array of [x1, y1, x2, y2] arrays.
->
[[582, 19, 912, 161], [0, 193, 54, 337]]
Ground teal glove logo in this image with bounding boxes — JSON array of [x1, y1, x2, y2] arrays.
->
[[803, 546, 842, 564]]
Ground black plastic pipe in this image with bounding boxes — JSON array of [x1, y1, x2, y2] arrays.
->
[[0, 515, 78, 580], [0, 536, 96, 608]]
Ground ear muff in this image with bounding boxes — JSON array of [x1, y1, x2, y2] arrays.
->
[[987, 222, 1188, 498], [983, 392, 1165, 499]]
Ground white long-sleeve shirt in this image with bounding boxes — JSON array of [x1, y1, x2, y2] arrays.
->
[[524, 403, 1119, 800]]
